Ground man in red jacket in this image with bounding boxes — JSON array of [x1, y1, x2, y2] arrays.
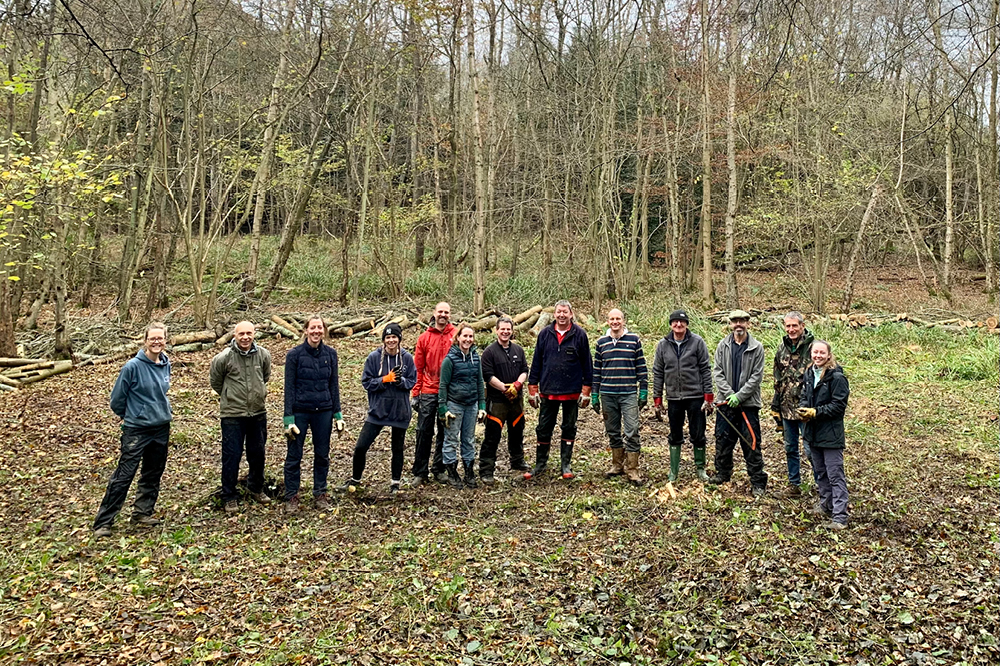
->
[[409, 302, 455, 486]]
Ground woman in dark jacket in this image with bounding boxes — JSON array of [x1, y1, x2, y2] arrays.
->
[[438, 325, 486, 489], [798, 340, 850, 529], [337, 323, 416, 494]]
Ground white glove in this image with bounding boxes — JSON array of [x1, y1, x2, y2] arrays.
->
[[335, 419, 346, 433], [578, 394, 591, 409], [477, 409, 487, 423], [443, 411, 457, 428]]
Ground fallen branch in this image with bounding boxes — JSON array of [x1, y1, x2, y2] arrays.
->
[[512, 305, 543, 325], [170, 330, 216, 346], [0, 357, 48, 367], [20, 360, 73, 384]]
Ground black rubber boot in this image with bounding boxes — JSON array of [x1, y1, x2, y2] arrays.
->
[[524, 444, 550, 479], [478, 456, 495, 484], [463, 461, 478, 488], [560, 441, 575, 480], [446, 463, 463, 489]]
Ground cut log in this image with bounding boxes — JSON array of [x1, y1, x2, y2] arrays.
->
[[470, 316, 498, 332], [0, 374, 21, 388], [19, 360, 73, 384], [271, 323, 298, 339], [216, 331, 235, 347], [170, 330, 216, 346], [512, 305, 543, 325], [542, 306, 555, 313], [986, 316, 998, 330], [0, 357, 47, 367], [0, 383, 16, 392], [271, 315, 302, 336], [2, 360, 56, 374], [373, 315, 407, 339], [173, 343, 205, 353], [328, 326, 354, 338], [529, 312, 554, 337], [516, 313, 540, 331]]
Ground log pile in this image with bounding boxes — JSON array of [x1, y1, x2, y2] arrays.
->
[[827, 312, 1000, 334], [0, 358, 74, 391]]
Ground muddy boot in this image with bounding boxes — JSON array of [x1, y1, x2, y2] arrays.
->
[[446, 463, 463, 489], [605, 447, 625, 478], [463, 461, 478, 489], [524, 444, 550, 480], [560, 441, 575, 480], [668, 445, 681, 483], [625, 451, 642, 486], [694, 447, 709, 482]]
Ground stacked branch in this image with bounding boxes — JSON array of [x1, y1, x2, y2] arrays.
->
[[0, 358, 74, 389]]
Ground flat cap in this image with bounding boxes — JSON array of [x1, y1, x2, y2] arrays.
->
[[728, 309, 752, 321]]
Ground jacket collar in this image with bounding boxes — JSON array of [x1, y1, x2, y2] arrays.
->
[[230, 339, 258, 356]]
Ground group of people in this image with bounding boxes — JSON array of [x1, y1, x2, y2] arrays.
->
[[91, 300, 851, 539]]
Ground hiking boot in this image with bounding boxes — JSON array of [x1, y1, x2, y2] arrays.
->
[[524, 444, 550, 480], [284, 496, 300, 515], [752, 486, 766, 499], [707, 474, 729, 486], [694, 447, 709, 482], [131, 514, 161, 526], [407, 476, 428, 489], [224, 500, 239, 514], [667, 445, 681, 483], [559, 441, 575, 480], [93, 526, 113, 539], [390, 480, 401, 494], [433, 470, 449, 484], [250, 492, 272, 505], [510, 459, 529, 472], [605, 447, 625, 478], [823, 520, 847, 531], [335, 479, 360, 493], [624, 451, 642, 486], [314, 494, 331, 511], [480, 474, 496, 485], [808, 500, 832, 517], [463, 461, 478, 489], [785, 484, 803, 498], [446, 463, 463, 489]]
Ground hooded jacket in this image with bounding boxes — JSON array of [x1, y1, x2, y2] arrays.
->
[[110, 350, 172, 428], [528, 322, 593, 397], [713, 332, 765, 408], [412, 323, 456, 397], [361, 346, 417, 428], [652, 331, 713, 401], [799, 364, 850, 449], [210, 339, 271, 418], [438, 345, 486, 409], [283, 341, 341, 416], [771, 329, 815, 419]]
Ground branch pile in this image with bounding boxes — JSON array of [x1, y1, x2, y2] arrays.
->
[[0, 358, 73, 391]]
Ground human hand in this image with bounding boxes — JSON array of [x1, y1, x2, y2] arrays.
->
[[726, 394, 740, 408]]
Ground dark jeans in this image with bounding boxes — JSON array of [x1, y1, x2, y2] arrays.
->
[[536, 398, 579, 444], [284, 410, 333, 499], [93, 423, 170, 529], [221, 414, 267, 502], [782, 418, 812, 486], [481, 398, 526, 476], [602, 392, 640, 452], [666, 398, 707, 451], [352, 421, 406, 482], [811, 447, 848, 523], [713, 406, 768, 489], [412, 394, 445, 478]]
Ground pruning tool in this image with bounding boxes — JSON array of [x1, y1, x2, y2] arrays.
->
[[713, 402, 758, 451]]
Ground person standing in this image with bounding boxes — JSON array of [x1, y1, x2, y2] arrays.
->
[[592, 309, 648, 485], [710, 310, 768, 497], [525, 300, 593, 480], [438, 325, 486, 489], [479, 316, 529, 483], [798, 340, 851, 529], [770, 311, 815, 496], [209, 321, 272, 513], [651, 309, 715, 484], [93, 322, 173, 538], [337, 323, 416, 494], [409, 302, 454, 486], [283, 315, 344, 513]]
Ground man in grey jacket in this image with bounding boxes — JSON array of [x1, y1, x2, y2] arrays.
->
[[710, 310, 768, 496], [210, 321, 272, 513], [652, 309, 714, 483]]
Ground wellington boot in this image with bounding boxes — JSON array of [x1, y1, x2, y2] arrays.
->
[[463, 461, 478, 489], [625, 451, 642, 486], [446, 463, 463, 489], [668, 445, 681, 483], [524, 444, 550, 480], [605, 447, 625, 478], [694, 447, 710, 482], [560, 441, 575, 480]]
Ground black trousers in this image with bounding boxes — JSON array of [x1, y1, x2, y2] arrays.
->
[[481, 398, 526, 475], [352, 421, 406, 482], [412, 394, 445, 478], [667, 398, 708, 449], [220, 414, 267, 502], [536, 398, 578, 444], [713, 406, 768, 488], [93, 423, 170, 529]]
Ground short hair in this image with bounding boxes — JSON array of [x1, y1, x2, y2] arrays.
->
[[144, 321, 168, 340], [496, 315, 514, 329], [305, 314, 325, 329], [783, 311, 805, 324], [554, 300, 573, 312]]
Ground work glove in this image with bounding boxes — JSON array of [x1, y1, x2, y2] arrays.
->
[[477, 409, 487, 423], [528, 385, 540, 409], [654, 397, 664, 418], [411, 395, 420, 411], [382, 370, 397, 384], [797, 407, 816, 421], [504, 381, 522, 400], [443, 411, 457, 428], [726, 394, 741, 408], [701, 393, 715, 414], [592, 393, 601, 414], [334, 412, 345, 435], [770, 409, 783, 432], [578, 387, 592, 409], [283, 416, 300, 439], [638, 390, 648, 411]]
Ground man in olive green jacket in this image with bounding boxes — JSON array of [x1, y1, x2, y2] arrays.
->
[[210, 321, 272, 512]]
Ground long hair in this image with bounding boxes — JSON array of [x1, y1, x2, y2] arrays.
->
[[810, 339, 838, 381], [452, 324, 475, 347]]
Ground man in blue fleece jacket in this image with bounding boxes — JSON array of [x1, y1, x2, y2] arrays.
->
[[93, 322, 173, 538]]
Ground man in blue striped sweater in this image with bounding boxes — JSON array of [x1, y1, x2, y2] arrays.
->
[[592, 309, 648, 485]]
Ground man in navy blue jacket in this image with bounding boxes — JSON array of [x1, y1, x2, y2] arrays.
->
[[93, 322, 173, 538], [525, 301, 593, 480], [283, 315, 343, 513]]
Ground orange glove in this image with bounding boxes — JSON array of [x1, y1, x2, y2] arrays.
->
[[382, 370, 397, 384]]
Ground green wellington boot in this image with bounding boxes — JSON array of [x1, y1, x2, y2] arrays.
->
[[694, 446, 710, 482], [668, 445, 681, 483]]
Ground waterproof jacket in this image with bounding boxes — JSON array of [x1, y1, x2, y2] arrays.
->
[[361, 346, 417, 429], [799, 364, 849, 449], [593, 331, 648, 395], [412, 323, 456, 397], [652, 331, 713, 401], [528, 323, 593, 397], [210, 340, 271, 418], [771, 329, 815, 419], [283, 341, 341, 416], [713, 332, 765, 408], [438, 345, 486, 409], [110, 350, 172, 428], [481, 340, 528, 402]]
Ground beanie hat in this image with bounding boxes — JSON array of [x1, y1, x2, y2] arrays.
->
[[382, 322, 403, 341], [669, 309, 689, 323]]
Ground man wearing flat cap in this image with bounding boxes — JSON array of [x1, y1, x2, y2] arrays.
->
[[710, 310, 768, 496], [651, 309, 714, 483]]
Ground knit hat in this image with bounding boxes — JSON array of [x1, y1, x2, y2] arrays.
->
[[669, 309, 689, 323], [382, 322, 403, 340]]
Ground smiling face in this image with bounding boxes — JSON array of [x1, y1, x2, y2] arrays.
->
[[457, 327, 475, 352], [144, 327, 166, 361], [434, 302, 451, 330], [811, 341, 831, 366], [730, 317, 749, 339], [783, 317, 804, 341], [306, 318, 325, 347], [383, 334, 400, 355], [607, 309, 624, 336], [496, 320, 513, 346], [670, 319, 688, 339], [234, 321, 255, 351], [554, 304, 573, 329]]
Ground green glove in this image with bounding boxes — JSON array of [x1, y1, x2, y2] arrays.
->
[[592, 393, 601, 414], [283, 416, 294, 428], [726, 394, 740, 408], [638, 390, 648, 410], [438, 404, 448, 418]]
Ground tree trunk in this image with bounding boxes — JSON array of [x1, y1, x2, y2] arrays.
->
[[723, 29, 739, 310], [700, 0, 714, 304], [467, 0, 487, 313], [841, 185, 881, 313]]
